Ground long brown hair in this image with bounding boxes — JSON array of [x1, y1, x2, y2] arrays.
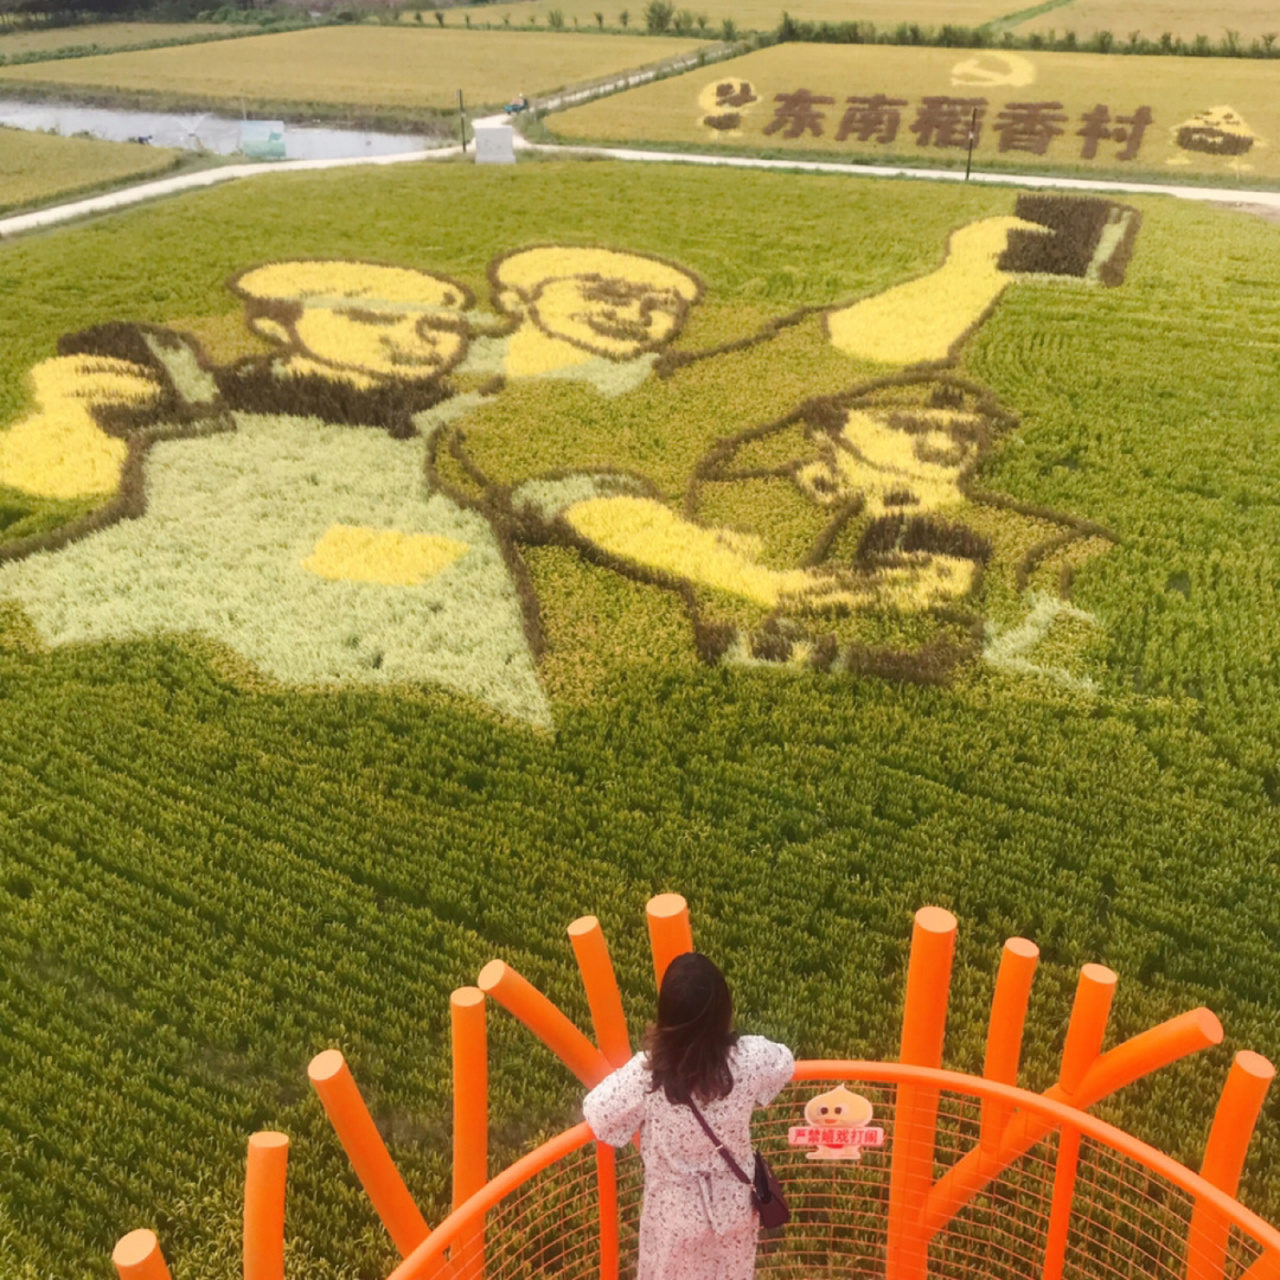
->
[[644, 953, 739, 1105]]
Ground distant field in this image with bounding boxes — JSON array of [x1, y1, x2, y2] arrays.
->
[[0, 124, 179, 212], [0, 27, 709, 113], [452, 0, 1014, 33], [0, 21, 229, 58], [550, 42, 1280, 181], [1013, 0, 1280, 43]]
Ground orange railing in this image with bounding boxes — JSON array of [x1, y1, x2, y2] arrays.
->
[[383, 1062, 1280, 1280], [111, 898, 1280, 1280]]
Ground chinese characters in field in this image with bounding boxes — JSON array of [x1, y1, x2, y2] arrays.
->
[[705, 83, 1156, 161]]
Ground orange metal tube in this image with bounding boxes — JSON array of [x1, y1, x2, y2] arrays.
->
[[596, 1142, 620, 1280], [478, 959, 612, 1087], [981, 937, 1038, 1151], [646, 893, 694, 989], [568, 917, 632, 1069], [1038, 966, 1113, 1280], [1042, 1125, 1082, 1280], [1073, 1006, 1222, 1105], [1187, 1051, 1275, 1280], [307, 1050, 431, 1257], [1240, 1252, 1280, 1280], [1059, 964, 1117, 1095], [244, 1131, 289, 1280], [887, 907, 957, 1280], [112, 1230, 172, 1280], [921, 1007, 1222, 1239], [451, 988, 488, 1280]]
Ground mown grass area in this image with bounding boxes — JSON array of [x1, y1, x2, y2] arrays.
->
[[3, 162, 1280, 1279], [451, 0, 1011, 34], [0, 26, 710, 118], [0, 124, 181, 213], [1012, 0, 1280, 44], [548, 42, 1280, 183]]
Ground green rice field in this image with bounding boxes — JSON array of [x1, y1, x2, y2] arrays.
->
[[2, 160, 1280, 1280]]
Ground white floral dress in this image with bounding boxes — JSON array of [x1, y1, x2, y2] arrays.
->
[[583, 1036, 795, 1280]]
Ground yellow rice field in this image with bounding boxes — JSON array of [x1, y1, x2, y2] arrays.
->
[[0, 21, 228, 58], [0, 27, 710, 112], [1014, 0, 1280, 43], [0, 125, 180, 213], [453, 0, 1013, 31], [550, 42, 1280, 180]]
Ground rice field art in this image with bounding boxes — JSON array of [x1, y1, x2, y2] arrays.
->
[[548, 43, 1280, 182], [0, 195, 1137, 722], [8, 162, 1280, 1279]]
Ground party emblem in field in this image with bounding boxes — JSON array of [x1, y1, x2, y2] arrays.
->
[[698, 79, 760, 133], [0, 196, 1137, 722]]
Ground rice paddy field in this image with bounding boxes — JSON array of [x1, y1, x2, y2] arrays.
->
[[1014, 0, 1280, 43], [548, 43, 1280, 182], [0, 124, 180, 212], [0, 21, 231, 59], [0, 26, 709, 116], [458, 0, 1012, 33], [4, 157, 1280, 1278]]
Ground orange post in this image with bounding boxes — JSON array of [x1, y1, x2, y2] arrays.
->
[[887, 906, 957, 1280], [922, 1007, 1223, 1240], [981, 937, 1039, 1152], [244, 1131, 289, 1280], [307, 1050, 431, 1257], [1187, 1051, 1275, 1280], [1059, 964, 1117, 1095], [113, 1230, 172, 1280], [1041, 967, 1114, 1280], [478, 960, 612, 1087], [596, 1142, 620, 1280], [451, 988, 488, 1280], [568, 916, 632, 1069], [646, 893, 693, 990]]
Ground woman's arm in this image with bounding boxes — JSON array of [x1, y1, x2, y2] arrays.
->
[[583, 1053, 648, 1148]]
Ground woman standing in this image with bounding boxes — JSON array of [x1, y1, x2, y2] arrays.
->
[[583, 953, 794, 1280]]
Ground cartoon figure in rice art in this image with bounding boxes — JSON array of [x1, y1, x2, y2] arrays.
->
[[429, 204, 1135, 684], [0, 260, 554, 726], [0, 198, 1138, 721]]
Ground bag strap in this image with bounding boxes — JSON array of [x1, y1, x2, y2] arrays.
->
[[685, 1098, 753, 1186]]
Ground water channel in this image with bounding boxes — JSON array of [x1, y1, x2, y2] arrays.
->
[[0, 98, 437, 160]]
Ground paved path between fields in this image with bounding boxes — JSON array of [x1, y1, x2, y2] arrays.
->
[[3, 120, 1279, 240]]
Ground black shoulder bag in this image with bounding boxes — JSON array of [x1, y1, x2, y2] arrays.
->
[[685, 1098, 791, 1229]]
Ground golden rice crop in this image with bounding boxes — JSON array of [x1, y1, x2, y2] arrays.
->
[[549, 41, 1280, 181], [0, 21, 229, 58], [0, 124, 181, 213], [458, 0, 1010, 34], [0, 26, 710, 113], [1012, 0, 1280, 44]]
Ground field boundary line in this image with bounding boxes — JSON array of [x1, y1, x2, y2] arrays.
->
[[4, 135, 1280, 240], [520, 139, 1280, 208], [0, 145, 447, 237]]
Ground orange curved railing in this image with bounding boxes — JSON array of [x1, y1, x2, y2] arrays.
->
[[111, 897, 1279, 1280], [376, 1062, 1280, 1280]]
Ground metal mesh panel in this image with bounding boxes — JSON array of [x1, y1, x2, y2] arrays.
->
[[444, 1074, 1272, 1280], [481, 1143, 603, 1280]]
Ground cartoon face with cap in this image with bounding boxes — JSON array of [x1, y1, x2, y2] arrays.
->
[[490, 246, 703, 378], [229, 260, 476, 383]]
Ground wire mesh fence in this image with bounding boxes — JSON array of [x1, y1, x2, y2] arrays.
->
[[430, 1068, 1275, 1280]]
